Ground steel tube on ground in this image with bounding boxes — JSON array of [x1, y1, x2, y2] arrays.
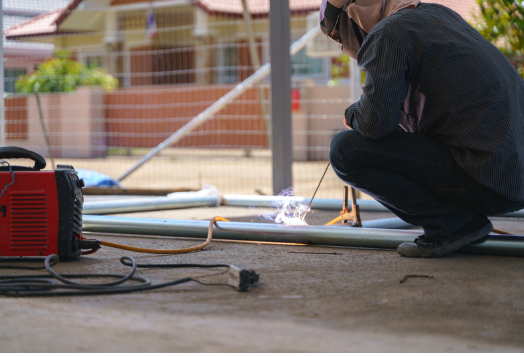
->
[[502, 210, 524, 218], [222, 194, 524, 217], [362, 218, 414, 229], [83, 195, 218, 215], [82, 216, 524, 258], [222, 194, 389, 212]]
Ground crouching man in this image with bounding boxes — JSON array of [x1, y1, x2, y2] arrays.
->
[[320, 0, 524, 257]]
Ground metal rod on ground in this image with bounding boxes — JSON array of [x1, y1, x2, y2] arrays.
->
[[82, 216, 524, 258], [80, 194, 386, 216], [83, 194, 219, 215], [220, 194, 524, 218], [362, 217, 414, 229], [81, 193, 524, 218], [34, 85, 55, 169], [241, 0, 271, 143], [117, 26, 322, 183], [222, 194, 390, 211]]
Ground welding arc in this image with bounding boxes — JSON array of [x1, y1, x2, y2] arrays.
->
[[98, 216, 230, 254]]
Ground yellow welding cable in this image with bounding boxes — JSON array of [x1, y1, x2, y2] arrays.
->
[[99, 216, 231, 254], [324, 215, 343, 226]]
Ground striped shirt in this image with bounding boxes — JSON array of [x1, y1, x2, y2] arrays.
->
[[345, 3, 524, 201]]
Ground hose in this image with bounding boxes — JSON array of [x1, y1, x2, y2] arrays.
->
[[98, 216, 229, 254]]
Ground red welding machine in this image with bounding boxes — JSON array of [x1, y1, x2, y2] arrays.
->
[[0, 147, 85, 260]]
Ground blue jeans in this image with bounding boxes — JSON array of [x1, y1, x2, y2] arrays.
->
[[329, 131, 524, 238]]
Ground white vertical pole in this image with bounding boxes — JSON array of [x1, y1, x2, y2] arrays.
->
[[269, 0, 292, 194], [350, 57, 361, 103], [0, 0, 5, 147]]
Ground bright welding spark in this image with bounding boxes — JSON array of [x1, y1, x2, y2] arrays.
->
[[259, 187, 309, 226]]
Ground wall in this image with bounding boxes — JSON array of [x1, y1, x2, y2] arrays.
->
[[5, 88, 106, 159], [4, 84, 352, 161], [105, 84, 269, 148]]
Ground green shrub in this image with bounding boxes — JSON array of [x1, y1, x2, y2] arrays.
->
[[474, 0, 524, 79], [15, 51, 118, 93]]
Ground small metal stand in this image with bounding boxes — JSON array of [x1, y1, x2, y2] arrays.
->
[[340, 186, 362, 227]]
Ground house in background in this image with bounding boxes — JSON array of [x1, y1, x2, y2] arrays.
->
[[2, 0, 480, 160], [2, 0, 73, 93], [4, 0, 479, 90], [3, 0, 339, 88]]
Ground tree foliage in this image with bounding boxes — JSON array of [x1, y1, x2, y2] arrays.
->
[[15, 51, 118, 94], [474, 0, 524, 78]]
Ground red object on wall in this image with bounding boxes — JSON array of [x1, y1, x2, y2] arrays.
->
[[291, 89, 300, 111]]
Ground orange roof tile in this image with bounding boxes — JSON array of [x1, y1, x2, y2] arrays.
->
[[4, 0, 84, 39], [196, 0, 478, 21], [196, 0, 322, 17]]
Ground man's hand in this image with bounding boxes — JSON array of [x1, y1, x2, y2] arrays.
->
[[343, 116, 351, 130]]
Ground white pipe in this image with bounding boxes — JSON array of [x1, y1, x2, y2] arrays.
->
[[80, 194, 388, 216], [82, 192, 524, 218], [221, 194, 524, 217], [83, 196, 218, 215], [222, 194, 389, 211], [117, 26, 322, 182], [83, 188, 221, 215]]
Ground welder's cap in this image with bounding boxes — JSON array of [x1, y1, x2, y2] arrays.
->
[[319, 0, 420, 60]]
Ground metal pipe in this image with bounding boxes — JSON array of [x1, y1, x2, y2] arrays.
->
[[502, 210, 524, 218], [362, 218, 414, 229], [222, 194, 524, 217], [222, 194, 389, 212], [83, 195, 218, 215], [117, 26, 322, 182], [82, 216, 524, 258], [82, 191, 524, 218]]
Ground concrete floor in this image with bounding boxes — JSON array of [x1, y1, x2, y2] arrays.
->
[[1, 201, 524, 352]]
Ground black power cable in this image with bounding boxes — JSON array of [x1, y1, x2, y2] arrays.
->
[[0, 255, 258, 297]]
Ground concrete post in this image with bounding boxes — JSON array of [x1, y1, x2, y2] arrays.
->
[[269, 0, 292, 194]]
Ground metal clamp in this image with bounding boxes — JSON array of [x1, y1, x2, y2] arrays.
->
[[340, 185, 362, 227]]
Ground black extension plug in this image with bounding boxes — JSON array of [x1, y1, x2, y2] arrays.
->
[[227, 265, 259, 291]]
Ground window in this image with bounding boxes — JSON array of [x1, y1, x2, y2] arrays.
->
[[291, 46, 325, 78], [84, 53, 106, 68], [4, 68, 27, 93], [218, 45, 238, 84]]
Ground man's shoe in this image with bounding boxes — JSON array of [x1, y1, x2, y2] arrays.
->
[[397, 216, 493, 258]]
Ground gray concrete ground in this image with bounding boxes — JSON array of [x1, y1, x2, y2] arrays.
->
[[1, 200, 524, 352]]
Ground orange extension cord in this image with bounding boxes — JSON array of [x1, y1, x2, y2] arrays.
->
[[99, 216, 230, 254]]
